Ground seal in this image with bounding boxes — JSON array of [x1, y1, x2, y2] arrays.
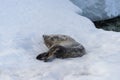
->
[[36, 34, 86, 62]]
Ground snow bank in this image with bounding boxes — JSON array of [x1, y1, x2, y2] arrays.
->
[[0, 0, 120, 80], [70, 0, 120, 21]]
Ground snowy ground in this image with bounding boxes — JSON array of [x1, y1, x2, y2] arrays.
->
[[0, 0, 120, 80]]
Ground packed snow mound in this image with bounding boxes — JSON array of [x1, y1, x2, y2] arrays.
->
[[0, 0, 120, 80], [70, 0, 120, 21]]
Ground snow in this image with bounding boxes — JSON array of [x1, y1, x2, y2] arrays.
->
[[70, 0, 120, 21], [0, 0, 120, 80]]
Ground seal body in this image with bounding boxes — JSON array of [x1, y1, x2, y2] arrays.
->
[[36, 35, 86, 62]]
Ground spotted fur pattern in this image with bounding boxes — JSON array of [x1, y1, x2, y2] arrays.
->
[[36, 35, 86, 62]]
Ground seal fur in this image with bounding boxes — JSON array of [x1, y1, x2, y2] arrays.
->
[[36, 34, 86, 62]]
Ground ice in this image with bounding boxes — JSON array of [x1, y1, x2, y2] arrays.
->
[[0, 0, 120, 80], [70, 0, 120, 21]]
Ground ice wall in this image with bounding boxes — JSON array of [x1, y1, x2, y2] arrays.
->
[[70, 0, 120, 21]]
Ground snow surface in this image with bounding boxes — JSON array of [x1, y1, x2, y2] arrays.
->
[[0, 0, 120, 80], [70, 0, 120, 21]]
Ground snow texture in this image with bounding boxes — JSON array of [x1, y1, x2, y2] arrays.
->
[[0, 0, 120, 80], [70, 0, 120, 21]]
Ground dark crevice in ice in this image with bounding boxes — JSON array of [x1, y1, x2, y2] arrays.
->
[[93, 16, 120, 32]]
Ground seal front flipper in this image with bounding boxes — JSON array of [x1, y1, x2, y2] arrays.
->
[[36, 52, 48, 60], [43, 45, 66, 62], [53, 45, 66, 58]]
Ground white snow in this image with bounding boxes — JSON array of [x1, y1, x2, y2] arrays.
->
[[70, 0, 120, 21], [0, 0, 120, 80]]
